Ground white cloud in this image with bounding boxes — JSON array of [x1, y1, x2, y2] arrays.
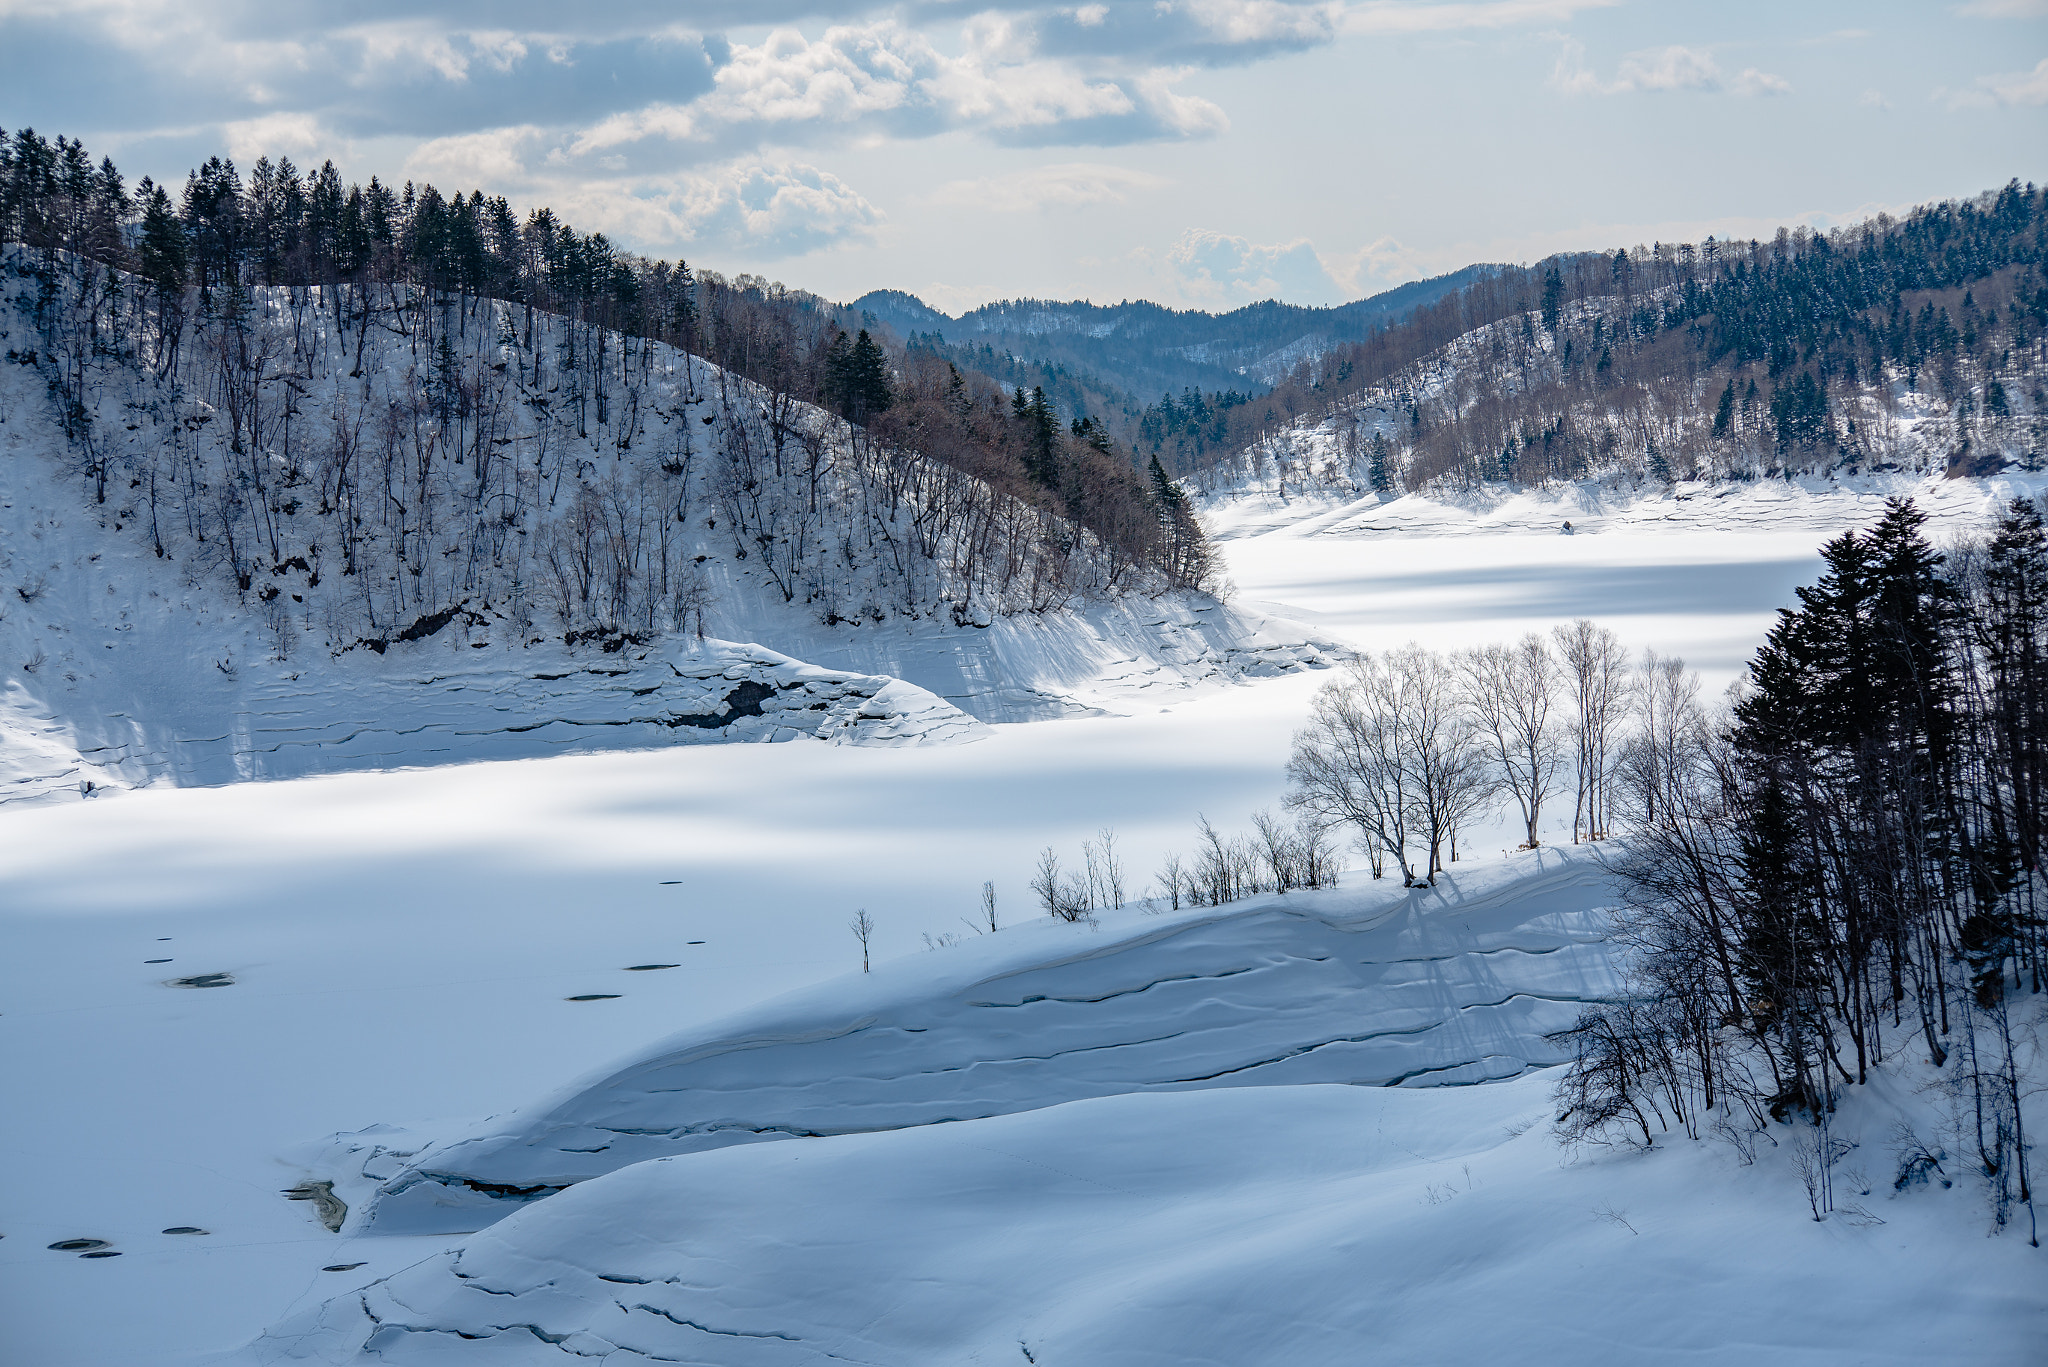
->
[[1955, 0, 2048, 16], [1732, 67, 1791, 97], [221, 110, 332, 165], [926, 163, 1170, 211], [1858, 88, 1891, 111], [1166, 228, 1342, 304], [1553, 43, 1787, 97], [1941, 56, 2048, 107], [557, 19, 1227, 166], [1344, 0, 1620, 35]]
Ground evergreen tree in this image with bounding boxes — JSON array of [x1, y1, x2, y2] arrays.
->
[[1541, 263, 1565, 333], [1368, 431, 1394, 495]]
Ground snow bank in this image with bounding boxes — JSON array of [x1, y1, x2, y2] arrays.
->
[[231, 1067, 2041, 1367], [335, 846, 1619, 1234], [1205, 467, 2048, 545]]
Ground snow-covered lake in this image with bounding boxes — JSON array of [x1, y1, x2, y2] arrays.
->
[[2, 473, 2038, 1363]]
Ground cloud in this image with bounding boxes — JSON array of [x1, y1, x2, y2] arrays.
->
[[925, 162, 1170, 210], [1028, 0, 1345, 66], [1955, 0, 2048, 16], [1552, 42, 1787, 97], [1731, 67, 1791, 97], [1858, 88, 1891, 112], [551, 20, 1228, 170], [1345, 0, 1619, 33], [1166, 228, 1342, 304], [1941, 56, 2048, 107]]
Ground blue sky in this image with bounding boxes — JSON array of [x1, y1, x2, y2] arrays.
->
[[2, 1, 2043, 311]]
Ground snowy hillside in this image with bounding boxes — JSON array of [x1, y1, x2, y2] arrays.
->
[[235, 1076, 2039, 1367], [334, 848, 1619, 1234], [228, 848, 2039, 1366], [0, 248, 1338, 804]]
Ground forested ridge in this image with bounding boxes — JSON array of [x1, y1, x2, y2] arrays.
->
[[1157, 184, 2047, 495], [0, 127, 1211, 659]]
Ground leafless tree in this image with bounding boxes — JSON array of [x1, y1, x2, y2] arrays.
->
[[1459, 633, 1565, 847], [1286, 655, 1421, 884], [848, 908, 875, 973], [1553, 619, 1635, 841], [979, 880, 999, 933]]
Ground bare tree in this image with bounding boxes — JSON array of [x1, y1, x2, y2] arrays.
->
[[1553, 619, 1635, 841], [1096, 827, 1125, 909], [1459, 633, 1564, 848], [1031, 847, 1091, 922], [979, 880, 999, 933], [1286, 655, 1421, 884], [1393, 643, 1495, 878], [1615, 650, 1704, 831], [1153, 851, 1187, 911], [848, 908, 875, 973]]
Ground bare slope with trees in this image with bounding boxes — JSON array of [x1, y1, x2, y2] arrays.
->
[[0, 126, 1213, 662], [1153, 185, 2047, 497]]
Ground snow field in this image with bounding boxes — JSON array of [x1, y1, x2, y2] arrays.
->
[[238, 1072, 2042, 1366], [3, 465, 2041, 1362], [343, 848, 1621, 1233]]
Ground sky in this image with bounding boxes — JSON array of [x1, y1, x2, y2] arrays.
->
[[2, 1, 2044, 314]]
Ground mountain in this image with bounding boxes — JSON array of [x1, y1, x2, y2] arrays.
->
[[1180, 183, 2047, 498], [850, 265, 1498, 405]]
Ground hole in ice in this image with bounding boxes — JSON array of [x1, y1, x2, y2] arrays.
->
[[48, 1239, 108, 1251], [162, 1227, 207, 1235], [623, 964, 678, 971], [80, 1250, 122, 1259], [687, 940, 706, 945], [145, 958, 172, 964], [166, 972, 234, 988], [322, 1263, 366, 1272], [156, 937, 171, 941], [658, 880, 681, 885], [566, 994, 622, 1001]]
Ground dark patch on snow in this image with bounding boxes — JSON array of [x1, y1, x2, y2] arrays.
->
[[323, 1263, 367, 1272], [80, 1250, 122, 1259], [666, 679, 778, 730], [624, 964, 678, 971], [162, 1227, 207, 1235], [567, 994, 623, 1002], [396, 603, 464, 643], [283, 1180, 348, 1232], [48, 1239, 108, 1251], [166, 972, 234, 988]]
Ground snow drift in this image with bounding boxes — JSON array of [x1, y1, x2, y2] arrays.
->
[[328, 846, 1621, 1235]]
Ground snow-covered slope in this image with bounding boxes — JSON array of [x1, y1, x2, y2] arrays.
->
[[225, 844, 2042, 1366], [1204, 465, 2048, 545], [230, 1073, 2041, 1367], [0, 253, 1339, 805], [335, 847, 1619, 1234]]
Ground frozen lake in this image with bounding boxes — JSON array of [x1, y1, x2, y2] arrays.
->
[[0, 472, 2028, 1363]]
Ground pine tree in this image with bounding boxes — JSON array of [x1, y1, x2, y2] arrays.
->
[[1541, 263, 1565, 333], [1368, 431, 1394, 495]]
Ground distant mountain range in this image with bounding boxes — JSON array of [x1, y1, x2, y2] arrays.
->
[[848, 266, 1500, 404]]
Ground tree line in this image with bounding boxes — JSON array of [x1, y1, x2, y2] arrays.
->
[[1546, 498, 2041, 1240]]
